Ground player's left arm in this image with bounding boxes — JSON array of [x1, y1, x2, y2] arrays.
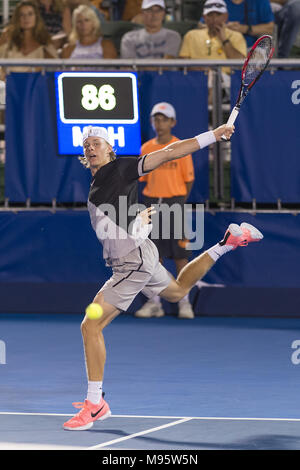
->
[[142, 124, 234, 173]]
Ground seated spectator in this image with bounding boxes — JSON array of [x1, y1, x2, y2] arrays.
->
[[180, 0, 247, 101], [35, 0, 72, 36], [61, 4, 117, 58], [120, 0, 181, 58], [270, 0, 300, 57], [181, 0, 247, 60], [0, 0, 58, 76], [225, 0, 274, 49]]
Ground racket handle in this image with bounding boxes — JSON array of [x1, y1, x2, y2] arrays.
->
[[221, 107, 240, 141]]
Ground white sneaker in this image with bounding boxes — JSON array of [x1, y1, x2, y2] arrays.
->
[[135, 300, 165, 318], [178, 300, 194, 319]]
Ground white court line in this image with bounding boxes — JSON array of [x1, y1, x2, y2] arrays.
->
[[88, 418, 192, 450], [113, 415, 300, 422], [1, 412, 300, 422]]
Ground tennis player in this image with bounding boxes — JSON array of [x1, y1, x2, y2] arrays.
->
[[63, 124, 263, 430]]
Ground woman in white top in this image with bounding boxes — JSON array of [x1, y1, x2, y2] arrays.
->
[[61, 4, 117, 59]]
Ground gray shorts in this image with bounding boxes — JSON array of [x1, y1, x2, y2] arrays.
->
[[99, 238, 172, 312]]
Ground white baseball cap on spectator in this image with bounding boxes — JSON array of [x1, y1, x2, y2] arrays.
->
[[142, 0, 166, 10], [82, 126, 113, 146], [150, 102, 176, 119], [203, 0, 227, 15]]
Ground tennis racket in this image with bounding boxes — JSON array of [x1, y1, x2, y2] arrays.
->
[[221, 34, 274, 141]]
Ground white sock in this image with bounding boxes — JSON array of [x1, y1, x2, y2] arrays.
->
[[207, 243, 233, 262], [87, 381, 103, 404]]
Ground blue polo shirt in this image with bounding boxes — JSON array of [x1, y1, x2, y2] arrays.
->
[[225, 0, 274, 47]]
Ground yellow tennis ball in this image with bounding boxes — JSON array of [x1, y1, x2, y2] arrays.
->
[[85, 303, 103, 320]]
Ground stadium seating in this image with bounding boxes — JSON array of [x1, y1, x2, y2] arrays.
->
[[180, 0, 205, 21], [164, 20, 198, 37]]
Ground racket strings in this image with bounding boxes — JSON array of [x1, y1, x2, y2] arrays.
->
[[244, 37, 273, 85]]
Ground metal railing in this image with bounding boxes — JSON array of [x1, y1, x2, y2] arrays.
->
[[0, 58, 300, 211], [1, 57, 299, 68]]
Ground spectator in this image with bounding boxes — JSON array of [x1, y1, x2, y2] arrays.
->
[[61, 4, 117, 58], [270, 0, 300, 57], [35, 0, 72, 36], [0, 0, 58, 76], [225, 0, 274, 49], [180, 0, 247, 101], [120, 0, 181, 58], [135, 102, 195, 319], [181, 0, 247, 61]]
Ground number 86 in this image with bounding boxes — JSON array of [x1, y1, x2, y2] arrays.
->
[[81, 84, 116, 111]]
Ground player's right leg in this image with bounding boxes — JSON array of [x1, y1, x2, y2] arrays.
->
[[81, 294, 120, 382], [63, 296, 120, 431], [64, 240, 164, 430]]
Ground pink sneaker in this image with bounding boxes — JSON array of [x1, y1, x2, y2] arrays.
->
[[219, 223, 246, 249], [63, 395, 111, 431], [240, 222, 263, 244], [219, 223, 263, 250]]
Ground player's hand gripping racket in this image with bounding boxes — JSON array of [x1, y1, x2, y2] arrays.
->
[[221, 35, 274, 141]]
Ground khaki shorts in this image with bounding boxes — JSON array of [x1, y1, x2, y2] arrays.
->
[[99, 238, 172, 312]]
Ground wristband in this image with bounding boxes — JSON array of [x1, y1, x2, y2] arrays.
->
[[222, 39, 230, 46], [195, 130, 216, 149]]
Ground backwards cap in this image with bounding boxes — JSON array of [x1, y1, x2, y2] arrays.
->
[[82, 126, 113, 146]]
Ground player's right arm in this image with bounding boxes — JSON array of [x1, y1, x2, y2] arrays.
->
[[142, 125, 234, 173]]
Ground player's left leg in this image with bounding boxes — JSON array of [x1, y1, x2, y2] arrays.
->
[[174, 258, 195, 319], [160, 222, 263, 304], [160, 252, 215, 303]]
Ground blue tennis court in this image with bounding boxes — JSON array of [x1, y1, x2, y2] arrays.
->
[[1, 313, 300, 450]]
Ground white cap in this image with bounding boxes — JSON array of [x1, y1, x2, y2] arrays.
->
[[150, 102, 176, 119], [203, 0, 227, 15], [142, 0, 165, 10], [82, 126, 113, 146]]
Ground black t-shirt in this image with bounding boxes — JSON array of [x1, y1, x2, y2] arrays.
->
[[87, 155, 151, 260]]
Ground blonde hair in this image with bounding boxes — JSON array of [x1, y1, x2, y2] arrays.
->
[[69, 4, 101, 43]]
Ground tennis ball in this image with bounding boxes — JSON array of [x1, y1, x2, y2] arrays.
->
[[85, 303, 103, 320]]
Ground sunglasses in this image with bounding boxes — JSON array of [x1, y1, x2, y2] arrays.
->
[[204, 3, 225, 8]]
